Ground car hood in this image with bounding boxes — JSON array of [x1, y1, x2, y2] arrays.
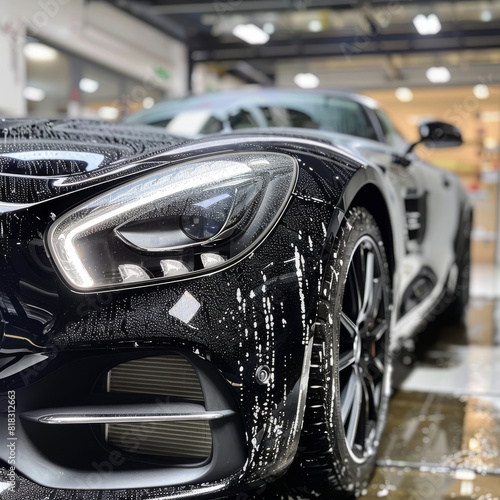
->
[[0, 120, 374, 205], [0, 118, 186, 175], [0, 119, 188, 204]]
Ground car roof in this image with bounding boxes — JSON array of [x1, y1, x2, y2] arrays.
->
[[125, 88, 380, 123]]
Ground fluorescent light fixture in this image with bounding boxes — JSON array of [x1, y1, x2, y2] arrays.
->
[[413, 14, 442, 35], [481, 10, 492, 22], [294, 73, 320, 89], [263, 22, 275, 35], [308, 19, 322, 32], [23, 86, 46, 102], [232, 24, 270, 45], [79, 78, 99, 94], [426, 66, 450, 83], [395, 87, 414, 102], [142, 96, 155, 109], [98, 106, 119, 120], [473, 84, 490, 100], [23, 42, 58, 61]]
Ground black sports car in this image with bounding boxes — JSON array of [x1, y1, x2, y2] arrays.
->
[[0, 90, 470, 499]]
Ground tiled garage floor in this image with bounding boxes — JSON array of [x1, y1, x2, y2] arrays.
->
[[362, 263, 500, 500], [238, 264, 500, 499]]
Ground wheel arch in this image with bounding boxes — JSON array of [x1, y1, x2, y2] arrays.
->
[[341, 174, 396, 288]]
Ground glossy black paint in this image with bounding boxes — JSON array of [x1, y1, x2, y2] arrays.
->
[[0, 116, 471, 498], [0, 120, 371, 498]]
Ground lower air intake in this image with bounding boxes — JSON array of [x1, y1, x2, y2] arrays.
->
[[106, 354, 212, 460], [107, 421, 212, 458], [107, 354, 204, 399]]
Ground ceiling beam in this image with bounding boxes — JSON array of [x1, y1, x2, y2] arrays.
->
[[144, 0, 487, 15], [191, 27, 500, 62], [148, 0, 374, 15]]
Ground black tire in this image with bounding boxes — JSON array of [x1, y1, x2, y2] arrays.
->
[[294, 207, 392, 497], [440, 209, 472, 324]]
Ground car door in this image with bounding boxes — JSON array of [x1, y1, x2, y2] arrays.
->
[[355, 105, 460, 329]]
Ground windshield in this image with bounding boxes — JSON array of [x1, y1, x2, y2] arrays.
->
[[166, 110, 224, 135], [129, 92, 380, 142], [255, 95, 378, 141]]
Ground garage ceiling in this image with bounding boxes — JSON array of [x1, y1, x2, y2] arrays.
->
[[104, 0, 500, 89]]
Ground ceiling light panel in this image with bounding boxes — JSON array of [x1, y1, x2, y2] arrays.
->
[[232, 24, 270, 45], [413, 14, 442, 35]]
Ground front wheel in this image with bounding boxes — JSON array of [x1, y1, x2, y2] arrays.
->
[[295, 207, 392, 496]]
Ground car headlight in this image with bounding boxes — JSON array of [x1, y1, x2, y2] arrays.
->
[[47, 153, 297, 290]]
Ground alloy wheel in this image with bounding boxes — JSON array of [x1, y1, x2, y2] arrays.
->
[[338, 235, 388, 463]]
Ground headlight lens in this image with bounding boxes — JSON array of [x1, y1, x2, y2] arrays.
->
[[47, 153, 297, 290]]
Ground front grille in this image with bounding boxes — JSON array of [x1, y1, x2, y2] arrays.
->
[[106, 354, 212, 460]]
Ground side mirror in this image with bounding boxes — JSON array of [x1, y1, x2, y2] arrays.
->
[[419, 121, 463, 148], [405, 121, 462, 156], [394, 121, 463, 167]]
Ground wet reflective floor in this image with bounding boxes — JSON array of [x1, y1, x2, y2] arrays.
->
[[362, 264, 500, 500], [228, 265, 500, 499]]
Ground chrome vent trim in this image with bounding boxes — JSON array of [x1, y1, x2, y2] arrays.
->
[[22, 402, 233, 424]]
